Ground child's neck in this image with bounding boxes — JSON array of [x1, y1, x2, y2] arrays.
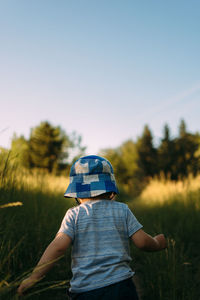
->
[[78, 193, 115, 204], [80, 198, 93, 203], [79, 198, 112, 204]]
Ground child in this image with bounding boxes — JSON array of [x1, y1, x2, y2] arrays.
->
[[17, 155, 167, 299]]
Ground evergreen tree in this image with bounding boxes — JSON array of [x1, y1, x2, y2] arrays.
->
[[158, 124, 175, 178], [28, 121, 71, 172], [174, 121, 199, 178], [179, 119, 187, 138], [136, 125, 157, 177], [10, 121, 85, 173], [158, 120, 200, 179]]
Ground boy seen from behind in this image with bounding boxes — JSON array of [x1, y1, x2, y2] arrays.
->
[[18, 155, 167, 299]]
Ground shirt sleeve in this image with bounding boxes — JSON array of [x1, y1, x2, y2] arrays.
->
[[57, 208, 75, 241], [126, 206, 143, 237]]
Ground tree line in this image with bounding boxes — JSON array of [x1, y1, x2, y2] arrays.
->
[[2, 121, 85, 174], [1, 119, 200, 195], [101, 120, 200, 195]]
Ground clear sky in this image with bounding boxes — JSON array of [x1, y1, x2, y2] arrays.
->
[[1, 0, 200, 155]]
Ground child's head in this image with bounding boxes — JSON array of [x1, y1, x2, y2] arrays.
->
[[64, 155, 119, 200]]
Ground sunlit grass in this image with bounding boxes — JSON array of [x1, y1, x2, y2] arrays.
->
[[1, 168, 68, 195], [128, 175, 200, 300], [1, 155, 200, 299], [0, 156, 72, 299], [15, 169, 69, 195], [0, 202, 23, 209], [138, 174, 200, 207]]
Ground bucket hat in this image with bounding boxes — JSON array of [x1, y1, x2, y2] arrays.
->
[[64, 155, 119, 198]]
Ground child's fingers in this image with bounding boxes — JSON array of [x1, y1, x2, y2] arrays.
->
[[17, 284, 25, 296], [17, 277, 35, 296], [154, 234, 167, 249], [17, 282, 28, 296]]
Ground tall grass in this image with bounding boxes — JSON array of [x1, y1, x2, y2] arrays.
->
[[0, 156, 72, 299], [130, 176, 200, 300], [139, 174, 200, 208], [0, 155, 200, 299]]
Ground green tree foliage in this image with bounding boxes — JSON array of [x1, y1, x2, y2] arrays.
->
[[101, 140, 145, 196], [172, 120, 199, 178], [158, 120, 200, 179], [28, 122, 70, 172], [136, 125, 158, 177], [100, 147, 126, 185], [179, 119, 187, 138], [158, 124, 176, 178], [8, 119, 200, 194], [10, 121, 85, 173], [102, 120, 200, 196], [11, 134, 30, 168], [120, 140, 145, 195]]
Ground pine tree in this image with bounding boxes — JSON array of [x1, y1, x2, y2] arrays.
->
[[173, 120, 199, 178], [158, 124, 175, 178], [29, 121, 71, 172], [179, 119, 187, 138], [136, 125, 157, 177]]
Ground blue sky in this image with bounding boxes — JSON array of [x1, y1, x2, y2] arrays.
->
[[1, 0, 200, 154]]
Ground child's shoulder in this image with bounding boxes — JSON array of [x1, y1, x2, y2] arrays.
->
[[111, 200, 129, 209], [67, 205, 80, 214], [66, 200, 129, 215], [64, 205, 80, 219]]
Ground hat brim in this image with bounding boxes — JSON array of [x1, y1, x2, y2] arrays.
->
[[64, 179, 119, 198]]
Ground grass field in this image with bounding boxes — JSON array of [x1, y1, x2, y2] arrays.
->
[[0, 160, 200, 299]]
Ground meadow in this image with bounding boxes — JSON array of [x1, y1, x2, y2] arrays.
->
[[0, 160, 200, 299]]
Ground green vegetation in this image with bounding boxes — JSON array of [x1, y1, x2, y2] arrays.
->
[[101, 119, 200, 195], [1, 119, 200, 196], [130, 180, 200, 300], [1, 119, 200, 299], [0, 157, 72, 299], [0, 154, 200, 300], [9, 121, 85, 174]]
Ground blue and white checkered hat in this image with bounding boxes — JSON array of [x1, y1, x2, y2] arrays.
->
[[64, 155, 119, 198]]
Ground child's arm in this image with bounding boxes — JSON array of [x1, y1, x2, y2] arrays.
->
[[17, 232, 71, 296], [131, 229, 167, 251]]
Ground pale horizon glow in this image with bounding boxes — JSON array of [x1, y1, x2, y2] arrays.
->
[[0, 1, 200, 155]]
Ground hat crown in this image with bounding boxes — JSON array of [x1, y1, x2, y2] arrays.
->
[[70, 155, 113, 176], [64, 155, 118, 198]]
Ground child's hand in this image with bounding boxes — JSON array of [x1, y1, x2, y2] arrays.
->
[[17, 276, 38, 296], [154, 234, 167, 250]]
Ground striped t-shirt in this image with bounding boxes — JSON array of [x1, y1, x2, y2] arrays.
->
[[58, 200, 143, 293]]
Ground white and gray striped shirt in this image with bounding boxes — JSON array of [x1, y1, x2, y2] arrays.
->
[[58, 200, 143, 293]]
